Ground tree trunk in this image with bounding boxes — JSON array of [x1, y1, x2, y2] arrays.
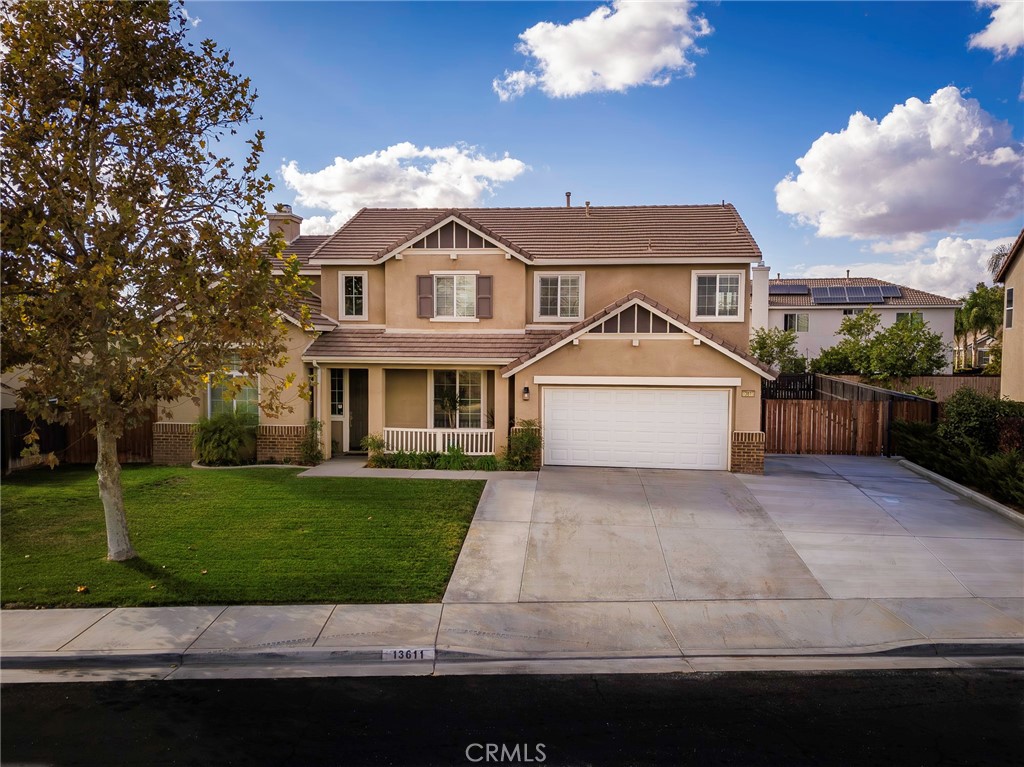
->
[[95, 420, 137, 561]]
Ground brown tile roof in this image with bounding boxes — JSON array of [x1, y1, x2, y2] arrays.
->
[[500, 291, 777, 378], [309, 204, 762, 262], [768, 278, 960, 308], [267, 235, 330, 269], [994, 227, 1024, 284], [304, 328, 561, 361], [281, 291, 336, 332]]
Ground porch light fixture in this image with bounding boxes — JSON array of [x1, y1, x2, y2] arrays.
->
[[522, 386, 530, 401]]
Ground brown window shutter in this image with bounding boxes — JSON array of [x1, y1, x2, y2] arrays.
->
[[477, 276, 493, 319], [417, 275, 433, 318]]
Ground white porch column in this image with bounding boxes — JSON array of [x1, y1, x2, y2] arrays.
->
[[750, 262, 770, 331]]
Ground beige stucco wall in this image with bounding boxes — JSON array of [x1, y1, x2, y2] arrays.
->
[[385, 251, 526, 330], [385, 369, 428, 428], [525, 264, 751, 348], [156, 323, 314, 426], [320, 265, 386, 324], [1002, 258, 1023, 401], [511, 336, 763, 432]]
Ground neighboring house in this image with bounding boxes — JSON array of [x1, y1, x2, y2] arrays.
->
[[749, 273, 960, 372], [156, 202, 777, 472], [994, 228, 1023, 402], [956, 333, 996, 370]]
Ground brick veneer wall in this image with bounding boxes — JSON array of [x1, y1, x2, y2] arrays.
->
[[153, 422, 196, 465], [731, 431, 765, 475], [256, 424, 306, 464]]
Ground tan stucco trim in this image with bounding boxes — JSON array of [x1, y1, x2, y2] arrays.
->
[[533, 376, 742, 386]]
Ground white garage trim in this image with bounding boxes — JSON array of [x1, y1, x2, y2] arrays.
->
[[542, 386, 732, 471], [534, 376, 741, 387]]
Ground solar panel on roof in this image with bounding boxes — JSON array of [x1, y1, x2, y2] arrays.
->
[[846, 286, 866, 299], [810, 287, 830, 300], [828, 286, 847, 298], [879, 285, 902, 297], [862, 286, 883, 300], [769, 284, 810, 295]]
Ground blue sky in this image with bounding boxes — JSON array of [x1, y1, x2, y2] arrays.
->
[[189, 1, 1023, 296]]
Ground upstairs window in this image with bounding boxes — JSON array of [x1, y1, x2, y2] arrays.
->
[[693, 272, 742, 320], [536, 274, 583, 321], [896, 312, 923, 324], [783, 313, 809, 332], [1006, 287, 1014, 329], [208, 353, 258, 420], [435, 274, 476, 318], [339, 272, 367, 320], [417, 274, 492, 321]]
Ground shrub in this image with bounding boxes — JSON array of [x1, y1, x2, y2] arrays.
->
[[474, 455, 499, 471], [810, 346, 855, 374], [503, 419, 542, 470], [892, 421, 1024, 508], [193, 412, 257, 466], [938, 388, 1005, 453], [904, 386, 936, 400], [298, 419, 325, 465], [361, 433, 389, 468], [436, 445, 472, 471]]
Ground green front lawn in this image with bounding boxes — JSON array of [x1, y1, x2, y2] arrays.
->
[[1, 466, 484, 607]]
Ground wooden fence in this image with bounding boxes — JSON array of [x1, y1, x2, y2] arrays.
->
[[829, 374, 1000, 401], [764, 399, 935, 456], [762, 373, 816, 400], [63, 409, 154, 464]]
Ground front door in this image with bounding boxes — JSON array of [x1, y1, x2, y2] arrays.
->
[[348, 369, 369, 452]]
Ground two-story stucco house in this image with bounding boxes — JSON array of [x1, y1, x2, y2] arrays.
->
[[153, 202, 777, 473], [994, 228, 1023, 402], [749, 270, 960, 371]]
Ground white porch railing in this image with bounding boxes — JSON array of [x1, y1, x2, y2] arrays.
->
[[383, 427, 495, 455]]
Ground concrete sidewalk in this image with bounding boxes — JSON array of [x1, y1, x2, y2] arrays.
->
[[3, 596, 1021, 682]]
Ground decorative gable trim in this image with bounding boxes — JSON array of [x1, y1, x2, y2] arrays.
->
[[500, 292, 777, 380], [375, 212, 533, 264]]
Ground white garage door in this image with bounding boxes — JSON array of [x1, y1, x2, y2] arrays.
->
[[543, 387, 729, 470]]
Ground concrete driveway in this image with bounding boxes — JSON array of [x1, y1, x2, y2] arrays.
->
[[444, 456, 1024, 613]]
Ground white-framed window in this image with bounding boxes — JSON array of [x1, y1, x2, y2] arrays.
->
[[434, 274, 476, 319], [691, 271, 744, 321], [330, 369, 344, 417], [338, 272, 367, 320], [1006, 287, 1014, 329], [432, 370, 484, 429], [843, 308, 865, 316], [896, 311, 923, 324], [534, 273, 584, 321], [783, 313, 809, 332], [208, 352, 258, 420]]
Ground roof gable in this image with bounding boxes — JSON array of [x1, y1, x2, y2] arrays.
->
[[501, 291, 777, 380], [994, 227, 1023, 284]]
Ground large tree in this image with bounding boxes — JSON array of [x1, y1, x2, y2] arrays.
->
[[955, 282, 1004, 368], [1, 0, 306, 560]]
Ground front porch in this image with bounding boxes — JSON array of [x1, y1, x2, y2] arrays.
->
[[314, 364, 510, 458]]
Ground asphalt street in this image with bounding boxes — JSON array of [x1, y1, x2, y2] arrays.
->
[[2, 670, 1022, 766]]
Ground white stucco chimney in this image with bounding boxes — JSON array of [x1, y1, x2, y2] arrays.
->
[[750, 261, 770, 330], [268, 203, 303, 243]]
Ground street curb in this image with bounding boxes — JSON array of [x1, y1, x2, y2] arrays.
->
[[897, 459, 1024, 528], [4, 641, 1021, 673]]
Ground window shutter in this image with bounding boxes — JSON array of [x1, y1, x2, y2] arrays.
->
[[417, 275, 433, 318], [477, 276, 493, 319]]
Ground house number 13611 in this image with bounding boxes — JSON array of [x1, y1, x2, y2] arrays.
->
[[382, 648, 434, 661]]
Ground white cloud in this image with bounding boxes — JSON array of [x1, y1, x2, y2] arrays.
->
[[800, 235, 1017, 298], [181, 6, 201, 28], [493, 0, 711, 101], [867, 233, 930, 255], [281, 142, 528, 234], [969, 0, 1024, 59], [776, 87, 1023, 244]]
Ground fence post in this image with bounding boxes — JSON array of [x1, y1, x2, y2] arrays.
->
[[885, 399, 894, 457]]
